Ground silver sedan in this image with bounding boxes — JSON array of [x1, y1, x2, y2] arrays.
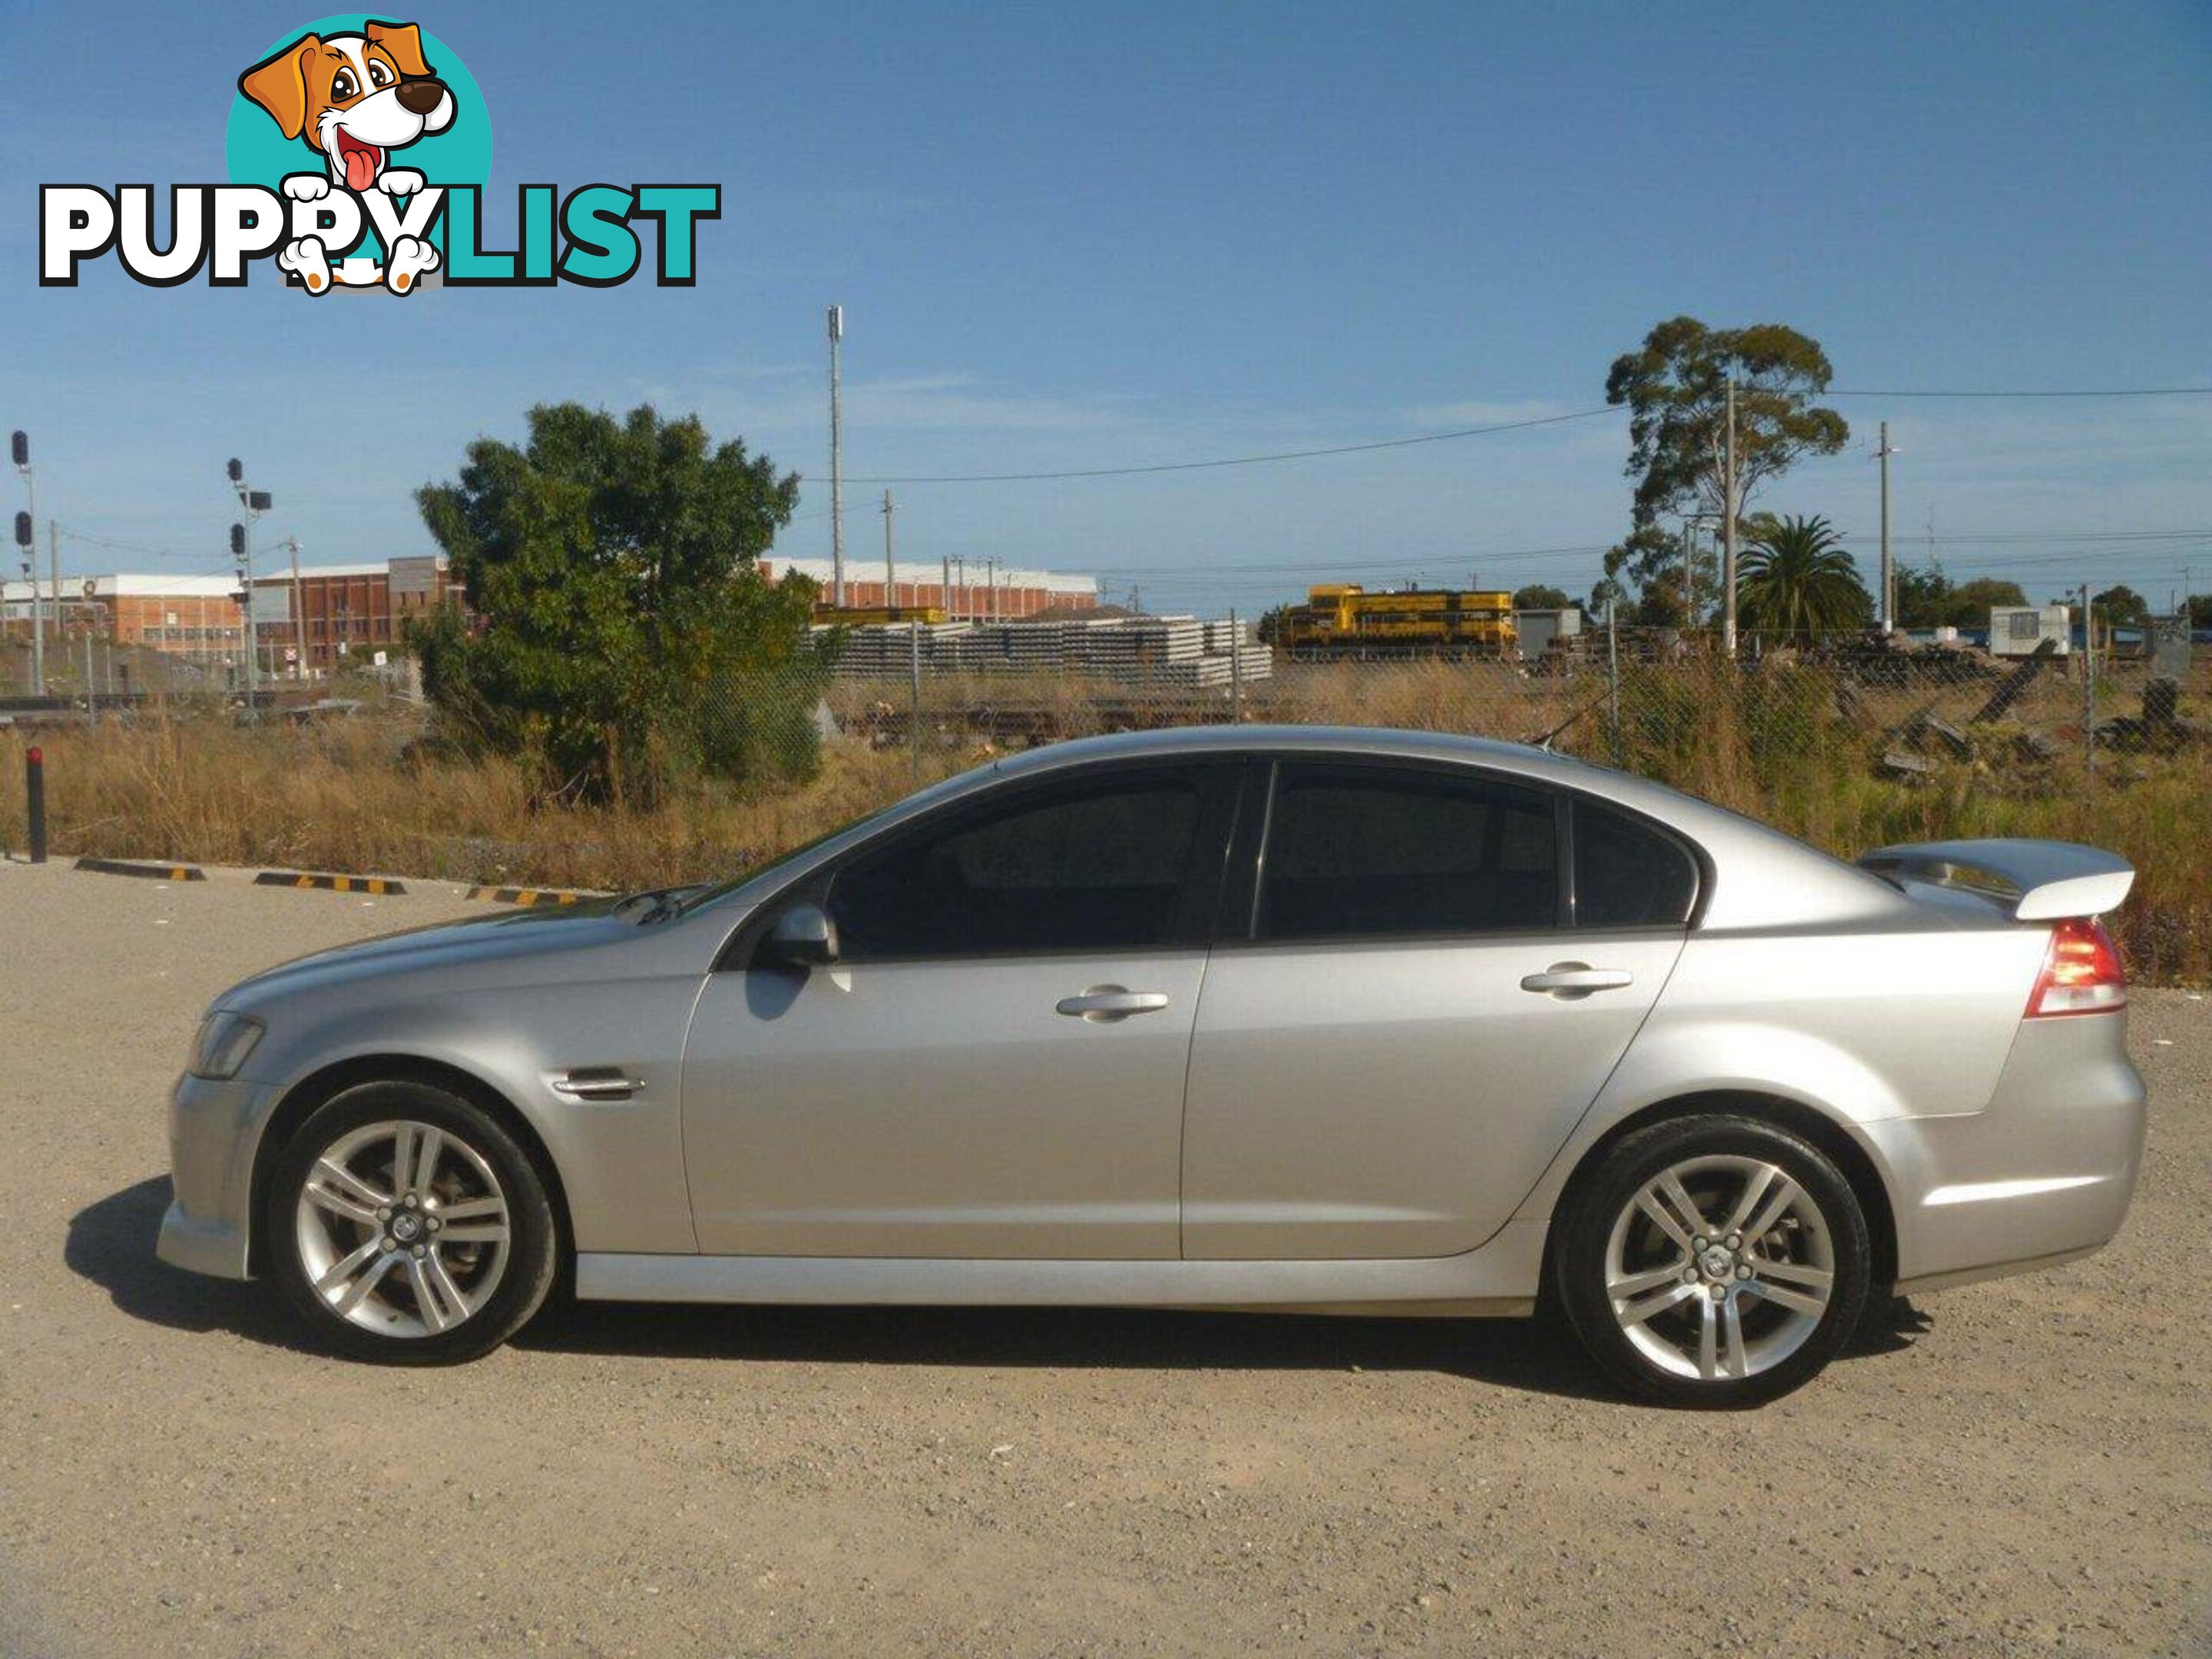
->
[[158, 726, 2147, 1405]]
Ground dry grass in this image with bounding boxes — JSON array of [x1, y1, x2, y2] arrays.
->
[[0, 717, 955, 895], [5, 652, 2207, 981]]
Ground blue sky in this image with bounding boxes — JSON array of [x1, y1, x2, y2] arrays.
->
[[5, 0, 2209, 615]]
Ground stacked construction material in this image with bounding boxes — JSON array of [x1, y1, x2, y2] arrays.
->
[[817, 617, 1271, 684], [813, 621, 970, 676], [1066, 615, 1205, 675], [1202, 616, 1253, 653]]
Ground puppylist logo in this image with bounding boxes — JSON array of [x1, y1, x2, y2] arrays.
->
[[40, 15, 719, 294]]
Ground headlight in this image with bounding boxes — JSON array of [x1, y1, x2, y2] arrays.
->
[[188, 1011, 266, 1080]]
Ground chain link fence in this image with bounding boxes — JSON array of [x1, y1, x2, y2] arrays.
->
[[7, 621, 2205, 975], [802, 623, 2206, 788]]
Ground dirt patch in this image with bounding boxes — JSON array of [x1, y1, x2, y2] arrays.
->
[[2, 862, 2206, 1656]]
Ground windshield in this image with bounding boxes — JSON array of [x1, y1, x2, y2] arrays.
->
[[666, 797, 911, 918]]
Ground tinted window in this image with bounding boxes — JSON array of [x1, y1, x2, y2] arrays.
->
[[1573, 803, 1697, 928], [830, 773, 1205, 958], [1256, 763, 1558, 939]]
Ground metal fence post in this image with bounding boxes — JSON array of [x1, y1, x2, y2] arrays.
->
[[1606, 599, 1623, 766], [2080, 583, 2094, 775], [908, 619, 923, 780], [25, 744, 47, 863], [1228, 608, 1242, 724]]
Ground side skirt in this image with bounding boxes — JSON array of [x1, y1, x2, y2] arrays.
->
[[575, 1219, 1546, 1314]]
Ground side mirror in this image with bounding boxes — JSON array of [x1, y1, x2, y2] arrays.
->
[[764, 901, 839, 966]]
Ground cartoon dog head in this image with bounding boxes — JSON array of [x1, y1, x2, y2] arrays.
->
[[239, 21, 455, 193]]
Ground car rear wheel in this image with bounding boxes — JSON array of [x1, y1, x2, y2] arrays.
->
[[1554, 1115, 1870, 1407], [266, 1081, 558, 1364]]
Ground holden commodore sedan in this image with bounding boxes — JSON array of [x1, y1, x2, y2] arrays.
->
[[158, 726, 2146, 1405]]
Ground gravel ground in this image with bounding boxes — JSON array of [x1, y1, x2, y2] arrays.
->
[[1, 859, 2207, 1658]]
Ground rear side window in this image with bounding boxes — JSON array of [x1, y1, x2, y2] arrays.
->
[[1573, 803, 1697, 929], [1256, 763, 1558, 940], [830, 773, 1206, 959]]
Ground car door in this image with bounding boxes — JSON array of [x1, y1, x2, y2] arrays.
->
[[681, 760, 1240, 1260], [1181, 757, 1694, 1260]]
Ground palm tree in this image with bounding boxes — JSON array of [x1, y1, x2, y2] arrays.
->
[[1737, 514, 1870, 640]]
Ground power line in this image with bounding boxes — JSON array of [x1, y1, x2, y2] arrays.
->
[[1829, 386, 2212, 399], [58, 526, 214, 561], [843, 407, 1622, 484], [831, 383, 2210, 487]]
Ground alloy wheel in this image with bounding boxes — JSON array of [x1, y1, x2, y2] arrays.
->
[[1603, 1154, 1836, 1382], [293, 1119, 512, 1338]]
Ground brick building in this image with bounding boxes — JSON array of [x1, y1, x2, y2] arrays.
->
[[3, 574, 245, 655], [250, 556, 465, 670], [762, 557, 1098, 618], [8, 553, 1093, 671], [3, 559, 463, 674]]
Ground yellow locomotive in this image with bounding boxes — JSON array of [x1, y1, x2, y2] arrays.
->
[[1282, 584, 1517, 659], [811, 604, 949, 626]]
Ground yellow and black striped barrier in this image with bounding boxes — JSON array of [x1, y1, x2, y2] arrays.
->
[[463, 885, 591, 906], [76, 857, 207, 882], [253, 871, 407, 896]]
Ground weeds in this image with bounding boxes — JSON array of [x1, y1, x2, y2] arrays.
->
[[3, 656, 2205, 982]]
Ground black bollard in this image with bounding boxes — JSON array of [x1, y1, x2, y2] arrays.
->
[[25, 745, 45, 864]]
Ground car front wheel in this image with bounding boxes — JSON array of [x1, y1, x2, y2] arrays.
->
[[266, 1081, 558, 1364], [1554, 1115, 1871, 1407]]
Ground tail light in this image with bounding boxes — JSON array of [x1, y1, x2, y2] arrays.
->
[[2025, 916, 2127, 1018]]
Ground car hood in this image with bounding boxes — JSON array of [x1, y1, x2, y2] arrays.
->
[[214, 897, 653, 1012]]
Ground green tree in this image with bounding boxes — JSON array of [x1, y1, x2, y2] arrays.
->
[[1595, 522, 1718, 627], [1607, 318, 1850, 525], [1603, 317, 1849, 619], [1893, 561, 1954, 628], [1511, 583, 1574, 610], [1737, 515, 1872, 639], [412, 402, 821, 803], [1948, 578, 2028, 625], [2092, 584, 2151, 628], [2187, 594, 2212, 631], [1894, 563, 2029, 629]]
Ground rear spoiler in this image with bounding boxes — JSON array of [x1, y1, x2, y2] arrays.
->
[[1856, 838, 2134, 921]]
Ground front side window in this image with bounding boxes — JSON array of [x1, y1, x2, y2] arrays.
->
[[830, 772, 1207, 959], [1255, 763, 1558, 940]]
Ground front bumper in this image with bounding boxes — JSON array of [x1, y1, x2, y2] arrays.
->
[[155, 1071, 278, 1281], [1868, 1015, 2147, 1292]]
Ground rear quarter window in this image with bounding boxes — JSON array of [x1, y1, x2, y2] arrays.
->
[[1574, 802, 1698, 929]]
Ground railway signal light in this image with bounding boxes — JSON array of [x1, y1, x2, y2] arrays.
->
[[227, 457, 243, 483], [230, 522, 245, 557], [13, 511, 30, 548], [10, 431, 27, 469]]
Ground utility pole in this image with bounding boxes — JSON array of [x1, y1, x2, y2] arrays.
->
[[48, 517, 61, 674], [1681, 521, 1697, 631], [2080, 582, 2094, 773], [953, 554, 965, 619], [940, 555, 950, 618], [1876, 422, 1898, 633], [286, 536, 303, 677], [12, 431, 41, 696], [985, 557, 997, 622], [227, 458, 272, 714], [881, 489, 896, 608], [1721, 376, 1739, 659], [232, 520, 256, 709], [827, 305, 846, 608]]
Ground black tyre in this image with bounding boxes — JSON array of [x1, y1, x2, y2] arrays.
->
[[265, 1081, 559, 1365], [1552, 1114, 1871, 1408]]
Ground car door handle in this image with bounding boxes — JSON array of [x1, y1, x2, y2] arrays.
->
[[1055, 987, 1171, 1022], [1519, 963, 1634, 997]]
